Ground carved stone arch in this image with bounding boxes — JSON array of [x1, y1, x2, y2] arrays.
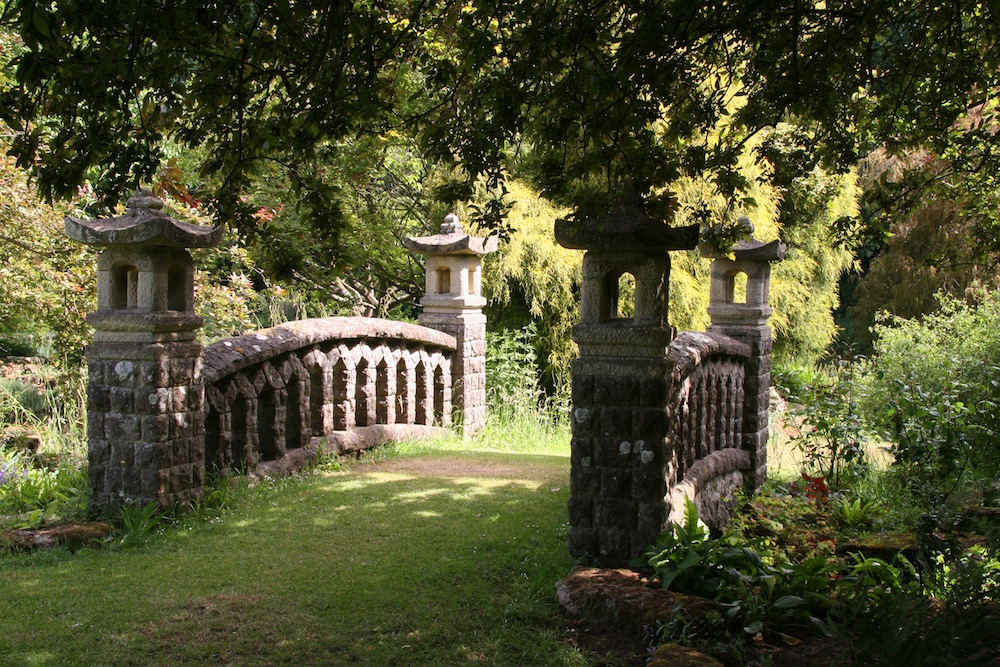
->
[[229, 373, 257, 473], [203, 384, 227, 475], [278, 353, 306, 385], [414, 348, 433, 425], [354, 352, 373, 428], [369, 342, 388, 366], [302, 349, 331, 437], [432, 354, 452, 427], [375, 353, 394, 425], [205, 384, 227, 415], [283, 359, 310, 450], [395, 351, 414, 425], [301, 348, 329, 373], [331, 355, 352, 431], [252, 363, 285, 463]]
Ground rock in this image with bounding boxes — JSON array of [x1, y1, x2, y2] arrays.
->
[[557, 567, 720, 632], [0, 426, 43, 456], [648, 643, 724, 667], [1, 522, 113, 551]]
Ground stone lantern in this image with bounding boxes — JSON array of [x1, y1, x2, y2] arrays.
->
[[66, 189, 222, 511], [706, 228, 786, 491], [555, 203, 699, 565], [406, 214, 497, 436]]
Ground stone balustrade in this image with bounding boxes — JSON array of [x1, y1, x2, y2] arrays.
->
[[202, 317, 457, 479], [664, 331, 751, 528], [70, 193, 495, 513]]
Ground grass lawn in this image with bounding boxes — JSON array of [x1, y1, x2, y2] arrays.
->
[[0, 440, 593, 667]]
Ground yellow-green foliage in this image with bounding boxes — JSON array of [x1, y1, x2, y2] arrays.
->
[[479, 181, 582, 391], [669, 127, 856, 361], [466, 125, 858, 388]]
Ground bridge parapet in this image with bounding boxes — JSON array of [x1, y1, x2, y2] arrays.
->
[[70, 195, 493, 513], [202, 317, 457, 479]]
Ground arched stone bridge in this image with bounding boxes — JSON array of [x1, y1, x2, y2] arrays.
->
[[71, 192, 783, 568]]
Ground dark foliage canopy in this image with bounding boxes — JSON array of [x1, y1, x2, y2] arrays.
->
[[2, 0, 998, 245]]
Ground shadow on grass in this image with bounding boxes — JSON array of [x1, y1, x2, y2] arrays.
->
[[0, 452, 591, 667]]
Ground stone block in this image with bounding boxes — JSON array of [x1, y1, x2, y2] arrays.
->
[[632, 469, 667, 501], [567, 527, 598, 559], [87, 413, 105, 440], [170, 412, 194, 439], [141, 360, 170, 386], [88, 384, 111, 412], [597, 526, 631, 563], [596, 498, 636, 530], [594, 377, 636, 406], [594, 437, 632, 467], [169, 463, 193, 493], [571, 405, 595, 433], [570, 436, 594, 466], [572, 375, 594, 405], [639, 376, 669, 407], [599, 407, 633, 437], [570, 467, 600, 496], [601, 468, 631, 498], [568, 497, 594, 528], [632, 408, 667, 440], [637, 500, 668, 538], [141, 415, 170, 442], [105, 414, 141, 442], [89, 438, 110, 466], [110, 386, 135, 413]]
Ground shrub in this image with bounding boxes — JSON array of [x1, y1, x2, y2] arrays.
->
[[860, 288, 1000, 487], [486, 323, 542, 418], [775, 359, 871, 490]]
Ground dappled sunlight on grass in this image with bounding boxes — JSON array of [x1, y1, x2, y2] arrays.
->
[[0, 450, 583, 667]]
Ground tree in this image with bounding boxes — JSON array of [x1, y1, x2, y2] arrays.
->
[[2, 1, 998, 249]]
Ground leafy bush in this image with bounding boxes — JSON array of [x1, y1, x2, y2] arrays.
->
[[0, 449, 88, 524], [860, 289, 1000, 490], [775, 359, 871, 489], [486, 323, 541, 418], [0, 378, 50, 424], [0, 335, 36, 357]]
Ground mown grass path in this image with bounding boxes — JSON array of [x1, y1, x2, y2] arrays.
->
[[0, 451, 591, 667]]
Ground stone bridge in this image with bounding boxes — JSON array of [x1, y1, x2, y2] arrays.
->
[[68, 193, 495, 510], [70, 191, 782, 568]]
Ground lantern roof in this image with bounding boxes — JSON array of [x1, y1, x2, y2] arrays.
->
[[405, 214, 498, 256], [65, 188, 222, 249]]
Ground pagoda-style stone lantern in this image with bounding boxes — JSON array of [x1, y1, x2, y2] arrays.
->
[[706, 226, 786, 492], [406, 214, 497, 436], [66, 189, 222, 511], [555, 204, 699, 565]]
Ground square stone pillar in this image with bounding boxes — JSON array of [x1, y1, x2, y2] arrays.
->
[[556, 207, 699, 566], [406, 215, 497, 437], [67, 189, 222, 512], [706, 231, 786, 493]]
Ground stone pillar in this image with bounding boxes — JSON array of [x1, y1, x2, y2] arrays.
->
[[706, 233, 786, 493], [405, 215, 497, 437], [556, 210, 699, 566], [66, 189, 222, 512]]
